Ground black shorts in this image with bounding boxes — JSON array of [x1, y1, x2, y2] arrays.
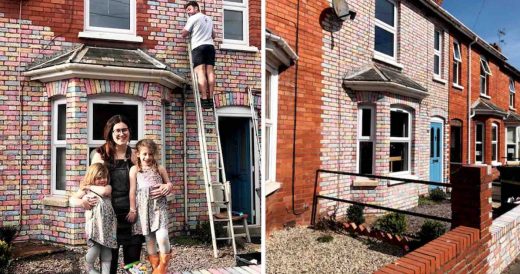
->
[[192, 44, 216, 68]]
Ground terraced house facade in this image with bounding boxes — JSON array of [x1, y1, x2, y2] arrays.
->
[[265, 0, 520, 233], [0, 0, 261, 245]]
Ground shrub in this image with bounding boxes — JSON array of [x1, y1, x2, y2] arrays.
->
[[347, 204, 365, 225], [316, 235, 334, 243], [418, 195, 434, 206], [0, 240, 10, 274], [315, 206, 342, 231], [418, 220, 446, 243], [0, 226, 17, 245], [429, 188, 447, 202], [374, 213, 407, 236]]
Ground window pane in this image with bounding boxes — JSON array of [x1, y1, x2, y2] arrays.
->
[[508, 127, 516, 143], [56, 147, 66, 191], [375, 26, 394, 57], [90, 0, 130, 30], [434, 31, 440, 51], [476, 143, 483, 162], [436, 128, 441, 158], [510, 79, 515, 91], [361, 108, 372, 137], [264, 126, 271, 181], [266, 71, 271, 120], [450, 125, 462, 163], [92, 103, 138, 141], [57, 103, 66, 141], [359, 142, 373, 174], [224, 10, 244, 40], [492, 126, 497, 141], [434, 55, 440, 75], [453, 42, 461, 60], [476, 124, 483, 142], [507, 144, 516, 160], [390, 142, 408, 172], [430, 129, 434, 157], [480, 76, 486, 94], [375, 0, 394, 26], [390, 111, 409, 137], [492, 144, 497, 161], [453, 63, 459, 84]]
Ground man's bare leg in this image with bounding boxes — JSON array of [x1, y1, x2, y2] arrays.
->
[[194, 65, 208, 100], [206, 64, 215, 100]]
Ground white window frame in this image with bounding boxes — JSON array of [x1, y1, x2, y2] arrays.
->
[[389, 108, 412, 175], [434, 30, 443, 78], [510, 78, 516, 109], [357, 106, 376, 174], [506, 126, 517, 161], [87, 96, 144, 165], [492, 123, 498, 163], [480, 57, 492, 96], [374, 0, 397, 62], [453, 41, 462, 86], [475, 122, 485, 164], [264, 68, 278, 186], [52, 98, 67, 195], [223, 0, 250, 47]]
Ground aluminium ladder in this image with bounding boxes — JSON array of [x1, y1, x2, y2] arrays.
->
[[247, 87, 261, 170], [187, 44, 237, 258]]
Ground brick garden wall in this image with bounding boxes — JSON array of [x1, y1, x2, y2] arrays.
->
[[488, 205, 520, 273], [0, 0, 260, 244]]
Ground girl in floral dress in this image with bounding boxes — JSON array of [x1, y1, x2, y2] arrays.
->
[[70, 163, 117, 274], [127, 139, 174, 274]]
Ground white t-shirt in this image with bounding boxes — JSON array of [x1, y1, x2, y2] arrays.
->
[[184, 12, 214, 50]]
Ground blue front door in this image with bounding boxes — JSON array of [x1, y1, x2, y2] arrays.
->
[[430, 122, 443, 185], [219, 117, 253, 223]]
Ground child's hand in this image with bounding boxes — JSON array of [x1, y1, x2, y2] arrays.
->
[[126, 209, 137, 223]]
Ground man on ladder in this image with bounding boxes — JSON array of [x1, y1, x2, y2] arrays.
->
[[182, 1, 216, 108]]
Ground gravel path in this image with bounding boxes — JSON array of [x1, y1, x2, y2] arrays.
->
[[406, 199, 452, 236], [8, 242, 258, 274], [266, 227, 403, 274]]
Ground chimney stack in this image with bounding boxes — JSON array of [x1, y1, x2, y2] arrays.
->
[[434, 0, 444, 5], [491, 42, 502, 53]]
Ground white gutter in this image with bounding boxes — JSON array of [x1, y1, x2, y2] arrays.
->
[[265, 32, 299, 61], [24, 63, 187, 90], [343, 81, 429, 100], [468, 37, 478, 164]]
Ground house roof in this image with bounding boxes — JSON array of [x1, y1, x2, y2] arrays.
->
[[472, 98, 508, 118], [505, 111, 520, 124], [266, 29, 298, 70], [343, 65, 428, 99], [24, 45, 187, 90]]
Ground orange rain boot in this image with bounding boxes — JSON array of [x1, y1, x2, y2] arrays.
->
[[154, 251, 172, 274], [147, 253, 160, 272]]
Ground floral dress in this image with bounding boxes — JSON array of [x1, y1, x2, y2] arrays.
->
[[132, 169, 169, 236], [85, 190, 118, 249]]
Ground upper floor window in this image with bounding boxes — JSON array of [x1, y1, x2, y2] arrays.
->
[[434, 30, 443, 77], [374, 0, 397, 60], [223, 0, 249, 46], [480, 57, 491, 96], [52, 98, 67, 195], [85, 0, 136, 35], [358, 106, 375, 175], [390, 108, 411, 174], [510, 78, 516, 108], [453, 41, 462, 86]]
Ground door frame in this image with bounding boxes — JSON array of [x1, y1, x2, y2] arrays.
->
[[217, 106, 260, 225], [430, 117, 444, 183]]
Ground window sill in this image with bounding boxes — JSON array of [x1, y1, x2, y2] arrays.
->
[[42, 195, 69, 207], [433, 77, 447, 85], [353, 178, 379, 187], [480, 94, 491, 99], [452, 83, 464, 90], [219, 43, 259, 52], [78, 31, 143, 43], [265, 180, 281, 197], [372, 54, 404, 70], [492, 161, 502, 167], [387, 173, 417, 186]]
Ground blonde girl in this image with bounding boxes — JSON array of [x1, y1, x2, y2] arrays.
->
[[128, 139, 173, 274], [70, 163, 117, 274]]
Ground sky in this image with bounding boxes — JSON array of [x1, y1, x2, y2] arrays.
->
[[442, 0, 520, 69]]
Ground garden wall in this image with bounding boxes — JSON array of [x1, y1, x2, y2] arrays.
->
[[488, 205, 520, 273]]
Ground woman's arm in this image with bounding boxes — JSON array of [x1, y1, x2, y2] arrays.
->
[[91, 152, 104, 164], [69, 189, 88, 207], [126, 166, 138, 222], [89, 185, 112, 197]]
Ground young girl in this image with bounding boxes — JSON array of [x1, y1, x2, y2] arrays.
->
[[70, 163, 117, 274], [128, 139, 174, 274]]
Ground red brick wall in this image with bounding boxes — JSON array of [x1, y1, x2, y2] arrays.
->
[[266, 0, 327, 234], [249, 0, 261, 48]]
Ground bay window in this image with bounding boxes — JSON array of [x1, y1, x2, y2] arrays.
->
[[358, 106, 375, 174], [475, 123, 484, 163], [389, 108, 411, 173], [52, 98, 67, 195]]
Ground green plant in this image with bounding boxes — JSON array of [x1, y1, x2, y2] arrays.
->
[[418, 220, 446, 243], [347, 204, 365, 225], [418, 195, 434, 206], [429, 188, 447, 202], [315, 206, 342, 231], [0, 240, 10, 274], [374, 213, 407, 236], [316, 235, 334, 243], [0, 226, 17, 245]]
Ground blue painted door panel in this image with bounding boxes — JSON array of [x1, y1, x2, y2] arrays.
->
[[430, 122, 443, 185]]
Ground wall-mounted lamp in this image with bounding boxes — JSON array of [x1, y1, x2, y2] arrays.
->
[[332, 0, 357, 21]]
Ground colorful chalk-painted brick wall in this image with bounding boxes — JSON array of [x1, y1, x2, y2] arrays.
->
[[0, 0, 260, 245]]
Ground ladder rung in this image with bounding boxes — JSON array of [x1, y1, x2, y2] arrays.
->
[[216, 234, 248, 241], [211, 201, 229, 207]]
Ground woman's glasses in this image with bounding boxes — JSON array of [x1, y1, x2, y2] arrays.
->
[[113, 128, 129, 134]]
